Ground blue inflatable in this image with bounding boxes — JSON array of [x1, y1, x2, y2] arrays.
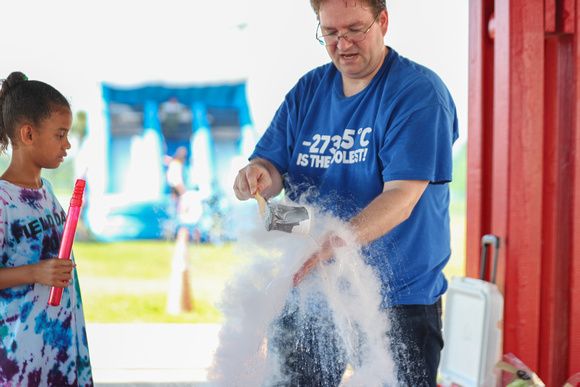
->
[[83, 82, 256, 242]]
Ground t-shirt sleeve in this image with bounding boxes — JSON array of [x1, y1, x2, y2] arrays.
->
[[250, 96, 294, 175], [379, 103, 457, 184], [250, 66, 327, 176]]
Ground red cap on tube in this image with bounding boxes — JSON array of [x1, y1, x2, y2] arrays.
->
[[70, 179, 86, 207]]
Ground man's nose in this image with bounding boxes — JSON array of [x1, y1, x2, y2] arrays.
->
[[336, 35, 354, 49]]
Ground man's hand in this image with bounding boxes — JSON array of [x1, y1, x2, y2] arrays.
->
[[233, 158, 283, 201], [293, 180, 429, 287], [293, 235, 347, 286]]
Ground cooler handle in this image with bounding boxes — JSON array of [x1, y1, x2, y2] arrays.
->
[[480, 234, 500, 283]]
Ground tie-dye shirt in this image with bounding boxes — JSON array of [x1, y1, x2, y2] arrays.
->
[[0, 178, 93, 386]]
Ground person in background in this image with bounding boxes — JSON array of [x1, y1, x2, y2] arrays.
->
[[167, 146, 188, 201], [233, 0, 459, 385], [0, 71, 93, 386]]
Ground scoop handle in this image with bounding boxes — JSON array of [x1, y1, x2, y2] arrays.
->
[[254, 191, 267, 217]]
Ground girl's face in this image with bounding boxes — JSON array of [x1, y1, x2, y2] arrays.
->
[[32, 107, 72, 169]]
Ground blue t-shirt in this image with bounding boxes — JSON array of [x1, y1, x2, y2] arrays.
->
[[251, 48, 459, 307]]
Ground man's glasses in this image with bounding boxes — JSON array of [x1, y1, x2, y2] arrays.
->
[[316, 13, 380, 46]]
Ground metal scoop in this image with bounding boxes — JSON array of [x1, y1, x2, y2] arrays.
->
[[254, 192, 312, 235]]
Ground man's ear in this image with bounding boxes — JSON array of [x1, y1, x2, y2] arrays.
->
[[20, 125, 34, 145], [380, 9, 389, 36]]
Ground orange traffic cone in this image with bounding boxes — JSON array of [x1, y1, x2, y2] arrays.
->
[[166, 226, 193, 315]]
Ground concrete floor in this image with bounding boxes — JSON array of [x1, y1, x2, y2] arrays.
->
[[87, 323, 220, 387]]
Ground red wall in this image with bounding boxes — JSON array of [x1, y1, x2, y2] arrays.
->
[[467, 0, 580, 385]]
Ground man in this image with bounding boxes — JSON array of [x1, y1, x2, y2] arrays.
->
[[233, 0, 458, 385]]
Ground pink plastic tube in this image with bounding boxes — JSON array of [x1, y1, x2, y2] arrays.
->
[[48, 179, 86, 306]]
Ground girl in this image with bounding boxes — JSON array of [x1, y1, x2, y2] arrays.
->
[[0, 72, 93, 386]]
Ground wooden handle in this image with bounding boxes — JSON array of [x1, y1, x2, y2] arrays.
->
[[254, 191, 267, 217]]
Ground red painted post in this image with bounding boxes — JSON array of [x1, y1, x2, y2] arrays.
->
[[493, 0, 545, 372], [570, 0, 580, 376], [466, 0, 495, 282], [546, 0, 557, 33], [468, 0, 544, 375], [492, 0, 544, 369], [468, 0, 580, 384], [540, 35, 574, 386], [563, 0, 576, 34]]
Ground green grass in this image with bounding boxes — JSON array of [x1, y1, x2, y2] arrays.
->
[[75, 241, 239, 323]]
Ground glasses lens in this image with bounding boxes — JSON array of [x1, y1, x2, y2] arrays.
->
[[322, 35, 338, 46], [317, 13, 378, 46], [346, 31, 365, 42], [316, 31, 367, 46]]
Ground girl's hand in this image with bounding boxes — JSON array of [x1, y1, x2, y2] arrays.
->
[[32, 258, 76, 287]]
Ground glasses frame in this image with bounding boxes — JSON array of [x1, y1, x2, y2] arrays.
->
[[316, 13, 380, 47]]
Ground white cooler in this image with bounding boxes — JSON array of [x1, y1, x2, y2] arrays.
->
[[439, 234, 504, 387]]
